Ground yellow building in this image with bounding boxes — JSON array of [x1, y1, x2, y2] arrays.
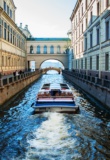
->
[[0, 0, 71, 74], [0, 0, 27, 75]]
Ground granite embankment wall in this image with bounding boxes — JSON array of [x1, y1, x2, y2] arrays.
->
[[0, 71, 42, 107], [62, 70, 110, 109]]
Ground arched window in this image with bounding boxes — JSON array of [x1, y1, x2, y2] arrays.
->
[[57, 45, 61, 54], [44, 45, 47, 54], [50, 46, 54, 54], [37, 45, 40, 54], [30, 45, 33, 54]]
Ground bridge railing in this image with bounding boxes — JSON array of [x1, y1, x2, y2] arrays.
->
[[0, 70, 41, 87], [62, 70, 110, 89], [41, 67, 62, 73]]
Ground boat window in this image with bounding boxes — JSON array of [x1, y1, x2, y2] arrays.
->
[[42, 87, 49, 89], [60, 84, 69, 89], [41, 84, 50, 89]]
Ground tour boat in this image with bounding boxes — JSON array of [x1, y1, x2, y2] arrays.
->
[[31, 83, 79, 113]]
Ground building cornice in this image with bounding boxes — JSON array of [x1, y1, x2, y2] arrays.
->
[[27, 38, 71, 42], [10, 0, 16, 10], [70, 0, 82, 21], [0, 7, 26, 38]]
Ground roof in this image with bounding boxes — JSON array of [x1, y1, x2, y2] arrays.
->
[[27, 37, 71, 41], [10, 0, 16, 9], [50, 83, 61, 90], [70, 0, 81, 21]]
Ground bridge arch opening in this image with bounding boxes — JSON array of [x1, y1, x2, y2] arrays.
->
[[40, 59, 64, 74]]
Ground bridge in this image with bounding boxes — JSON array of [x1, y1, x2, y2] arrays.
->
[[41, 67, 62, 74], [26, 38, 71, 70]]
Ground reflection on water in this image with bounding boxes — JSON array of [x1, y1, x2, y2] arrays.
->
[[0, 74, 110, 160]]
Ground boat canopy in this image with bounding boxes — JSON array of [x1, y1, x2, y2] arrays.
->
[[50, 83, 61, 90], [40, 83, 71, 92]]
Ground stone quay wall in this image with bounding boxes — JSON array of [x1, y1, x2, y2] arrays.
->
[[0, 71, 42, 107], [62, 70, 110, 109]]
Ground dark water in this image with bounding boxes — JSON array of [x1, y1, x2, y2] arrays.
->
[[0, 74, 110, 160]]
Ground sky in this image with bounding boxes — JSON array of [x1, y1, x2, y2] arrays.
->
[[14, 0, 77, 38]]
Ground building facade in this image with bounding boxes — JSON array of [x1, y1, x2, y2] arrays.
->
[[0, 0, 27, 75], [0, 0, 71, 75], [70, 0, 110, 78]]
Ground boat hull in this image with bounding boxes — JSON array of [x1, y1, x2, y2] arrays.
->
[[32, 102, 79, 114]]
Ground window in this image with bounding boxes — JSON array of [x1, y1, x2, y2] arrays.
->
[[79, 43, 80, 53], [90, 11, 93, 24], [90, 56, 92, 70], [105, 53, 109, 71], [2, 56, 4, 66], [76, 15, 77, 24], [37, 46, 40, 54], [15, 36, 16, 46], [4, 1, 6, 11], [82, 5, 83, 16], [81, 59, 83, 69], [7, 5, 9, 15], [82, 23, 83, 33], [8, 26, 10, 42], [50, 46, 54, 54], [17, 35, 18, 47], [78, 59, 80, 69], [96, 55, 99, 70], [13, 32, 14, 45], [97, 2, 100, 16], [44, 46, 47, 54], [30, 45, 33, 54], [106, 0, 109, 7], [86, 17, 88, 28], [6, 56, 8, 66], [4, 22, 7, 40], [10, 28, 12, 43], [106, 21, 109, 40], [90, 31, 93, 48], [85, 35, 87, 50], [85, 0, 87, 9], [76, 60, 77, 69], [76, 45, 77, 54], [82, 40, 83, 52], [85, 58, 87, 69], [97, 27, 100, 45], [79, 11, 80, 21], [10, 9, 12, 18], [57, 46, 61, 53]]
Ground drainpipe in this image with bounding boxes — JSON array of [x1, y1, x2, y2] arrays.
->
[[0, 10, 4, 75], [99, 0, 102, 79], [79, 0, 81, 74]]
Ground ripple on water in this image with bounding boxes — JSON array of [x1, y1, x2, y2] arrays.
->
[[26, 113, 81, 160], [0, 74, 110, 160]]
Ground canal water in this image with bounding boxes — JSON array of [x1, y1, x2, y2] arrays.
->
[[0, 74, 110, 160]]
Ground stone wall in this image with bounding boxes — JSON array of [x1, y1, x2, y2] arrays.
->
[[0, 71, 42, 107], [62, 70, 110, 109]]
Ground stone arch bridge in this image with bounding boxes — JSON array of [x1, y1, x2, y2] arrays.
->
[[41, 67, 62, 74], [27, 54, 68, 69], [26, 38, 70, 70]]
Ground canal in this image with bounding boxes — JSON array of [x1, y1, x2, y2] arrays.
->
[[0, 74, 110, 160]]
